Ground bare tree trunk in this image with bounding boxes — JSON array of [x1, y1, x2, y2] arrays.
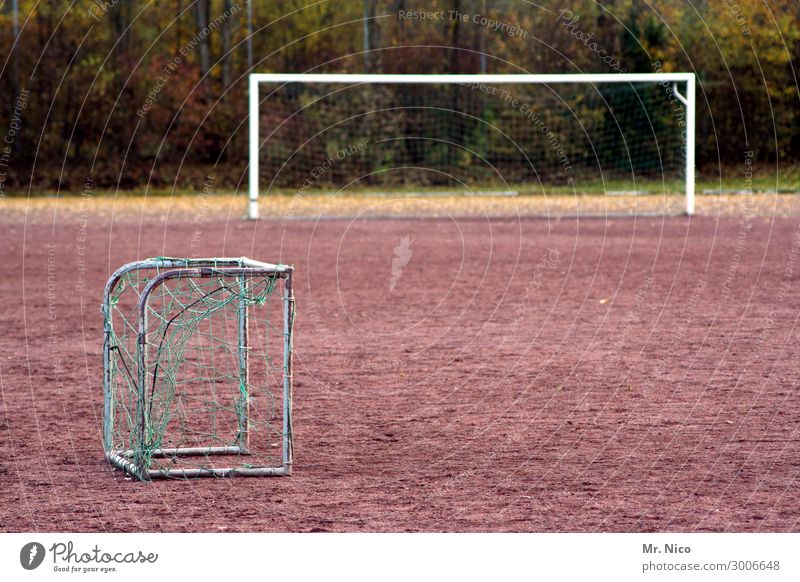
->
[[175, 0, 182, 56], [363, 0, 370, 71], [108, 0, 135, 56], [476, 0, 486, 73], [363, 0, 380, 72], [221, 0, 235, 89], [246, 0, 253, 70], [108, 1, 136, 157], [11, 0, 19, 95], [194, 0, 212, 90], [449, 0, 463, 73]]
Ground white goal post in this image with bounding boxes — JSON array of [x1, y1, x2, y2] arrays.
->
[[248, 73, 696, 219]]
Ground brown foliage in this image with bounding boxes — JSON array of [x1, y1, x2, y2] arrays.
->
[[0, 1, 797, 192]]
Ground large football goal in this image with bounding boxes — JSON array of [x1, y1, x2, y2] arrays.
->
[[248, 73, 695, 219]]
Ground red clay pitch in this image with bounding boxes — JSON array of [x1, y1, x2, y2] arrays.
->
[[1, 210, 798, 532]]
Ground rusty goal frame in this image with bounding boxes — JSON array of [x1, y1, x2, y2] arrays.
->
[[102, 257, 294, 481]]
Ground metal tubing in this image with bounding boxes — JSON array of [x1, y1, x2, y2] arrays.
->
[[103, 257, 287, 454], [148, 466, 289, 479], [104, 259, 294, 482], [117, 446, 247, 458], [119, 264, 294, 481], [109, 451, 287, 479], [249, 72, 696, 85], [138, 268, 290, 312], [136, 285, 149, 478], [248, 75, 260, 219], [237, 274, 250, 452], [282, 270, 295, 473], [685, 75, 696, 216], [106, 452, 148, 482], [104, 258, 287, 305], [102, 318, 114, 453], [670, 80, 695, 215]]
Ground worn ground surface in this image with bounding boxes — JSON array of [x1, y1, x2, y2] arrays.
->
[[1, 195, 799, 532]]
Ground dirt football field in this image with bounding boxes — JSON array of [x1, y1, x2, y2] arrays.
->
[[1, 195, 799, 532]]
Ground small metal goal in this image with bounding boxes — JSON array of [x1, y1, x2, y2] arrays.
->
[[102, 257, 294, 481]]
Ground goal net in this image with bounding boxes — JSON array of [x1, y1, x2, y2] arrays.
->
[[248, 74, 695, 218], [102, 257, 294, 481]]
